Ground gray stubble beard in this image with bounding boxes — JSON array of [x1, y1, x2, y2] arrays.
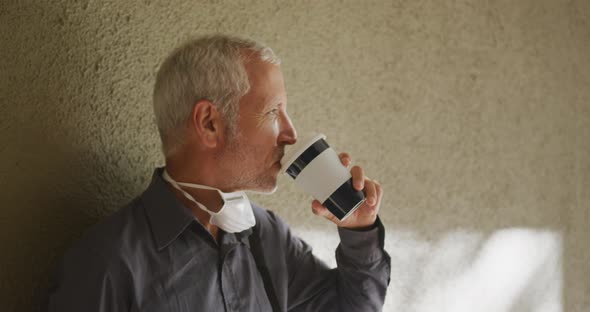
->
[[217, 129, 279, 193]]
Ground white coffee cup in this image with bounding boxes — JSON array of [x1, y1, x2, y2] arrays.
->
[[281, 133, 366, 221]]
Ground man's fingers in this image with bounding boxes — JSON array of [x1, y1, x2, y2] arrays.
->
[[338, 152, 352, 168], [365, 180, 377, 206], [351, 166, 365, 190], [374, 180, 383, 202], [311, 200, 322, 213], [311, 200, 338, 222]]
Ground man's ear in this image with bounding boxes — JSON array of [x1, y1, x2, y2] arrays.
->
[[190, 99, 222, 148]]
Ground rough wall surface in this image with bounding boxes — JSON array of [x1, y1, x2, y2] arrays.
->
[[0, 0, 588, 311]]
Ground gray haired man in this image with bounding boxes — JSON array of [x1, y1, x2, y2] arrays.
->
[[48, 34, 390, 312]]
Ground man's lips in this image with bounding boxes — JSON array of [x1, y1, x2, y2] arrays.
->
[[274, 156, 284, 169], [275, 151, 285, 166]]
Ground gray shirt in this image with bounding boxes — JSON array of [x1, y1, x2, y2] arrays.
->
[[48, 168, 390, 311]]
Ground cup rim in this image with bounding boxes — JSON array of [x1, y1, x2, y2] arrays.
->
[[280, 132, 327, 175]]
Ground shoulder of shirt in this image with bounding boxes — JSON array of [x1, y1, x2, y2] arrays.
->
[[248, 202, 310, 260], [62, 197, 147, 270], [249, 202, 292, 236]]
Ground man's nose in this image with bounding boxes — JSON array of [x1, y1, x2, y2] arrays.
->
[[278, 113, 297, 145]]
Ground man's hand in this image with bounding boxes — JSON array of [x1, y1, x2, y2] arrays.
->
[[311, 152, 383, 230]]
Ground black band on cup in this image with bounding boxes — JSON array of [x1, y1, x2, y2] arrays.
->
[[321, 178, 365, 220], [286, 139, 330, 179]]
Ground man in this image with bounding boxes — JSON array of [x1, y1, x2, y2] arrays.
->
[[48, 34, 390, 311]]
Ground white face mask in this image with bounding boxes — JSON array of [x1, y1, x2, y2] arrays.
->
[[162, 171, 256, 233]]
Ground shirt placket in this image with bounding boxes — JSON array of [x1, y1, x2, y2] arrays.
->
[[220, 243, 241, 312]]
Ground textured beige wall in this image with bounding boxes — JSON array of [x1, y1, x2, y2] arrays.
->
[[1, 0, 588, 311]]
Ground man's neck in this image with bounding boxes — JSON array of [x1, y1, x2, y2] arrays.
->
[[165, 182, 223, 243], [164, 155, 225, 242]]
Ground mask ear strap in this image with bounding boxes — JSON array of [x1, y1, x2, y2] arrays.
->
[[162, 171, 220, 216], [175, 181, 218, 191]]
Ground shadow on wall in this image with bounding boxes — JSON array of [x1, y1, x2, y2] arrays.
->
[[0, 3, 135, 311]]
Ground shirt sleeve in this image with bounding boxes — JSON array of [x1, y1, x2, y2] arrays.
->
[[284, 216, 391, 312], [47, 246, 133, 312]]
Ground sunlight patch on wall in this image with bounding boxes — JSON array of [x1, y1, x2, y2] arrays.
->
[[293, 227, 562, 312]]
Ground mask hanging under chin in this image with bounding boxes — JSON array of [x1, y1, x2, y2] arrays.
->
[[162, 171, 256, 233]]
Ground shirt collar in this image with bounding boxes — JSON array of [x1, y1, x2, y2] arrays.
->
[[142, 167, 196, 251], [141, 167, 253, 251]]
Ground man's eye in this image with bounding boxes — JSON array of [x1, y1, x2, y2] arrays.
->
[[268, 109, 279, 115]]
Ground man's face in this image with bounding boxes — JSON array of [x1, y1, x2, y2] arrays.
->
[[217, 58, 297, 193]]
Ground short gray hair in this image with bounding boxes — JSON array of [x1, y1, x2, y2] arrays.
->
[[153, 34, 281, 157]]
